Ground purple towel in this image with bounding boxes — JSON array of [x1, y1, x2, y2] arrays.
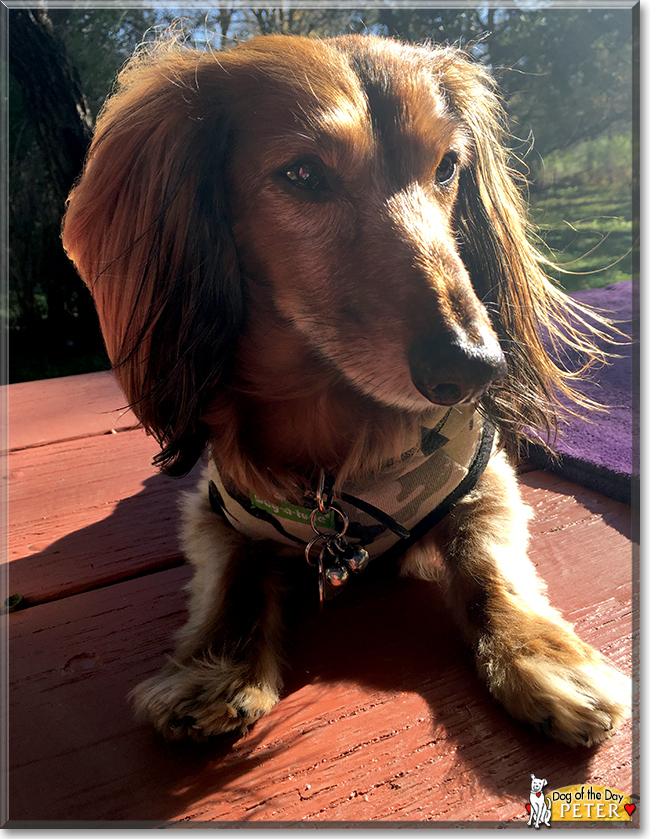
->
[[526, 280, 637, 505]]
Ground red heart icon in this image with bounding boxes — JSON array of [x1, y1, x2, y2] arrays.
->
[[536, 792, 542, 797], [525, 804, 531, 813], [625, 803, 636, 816]]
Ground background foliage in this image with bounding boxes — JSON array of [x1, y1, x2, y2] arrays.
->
[[8, 5, 636, 382]]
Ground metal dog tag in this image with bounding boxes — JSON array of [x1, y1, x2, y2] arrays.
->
[[323, 562, 350, 599], [306, 471, 374, 607], [338, 542, 370, 573], [320, 541, 350, 600]]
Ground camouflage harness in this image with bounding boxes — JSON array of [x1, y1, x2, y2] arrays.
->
[[207, 404, 494, 600]]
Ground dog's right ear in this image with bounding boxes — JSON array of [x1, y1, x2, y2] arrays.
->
[[62, 44, 243, 476]]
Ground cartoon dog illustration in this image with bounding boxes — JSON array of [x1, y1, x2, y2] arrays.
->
[[528, 774, 552, 828]]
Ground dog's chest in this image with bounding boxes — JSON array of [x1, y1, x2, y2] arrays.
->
[[208, 405, 489, 559]]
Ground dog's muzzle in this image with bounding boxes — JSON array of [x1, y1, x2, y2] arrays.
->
[[408, 332, 507, 406]]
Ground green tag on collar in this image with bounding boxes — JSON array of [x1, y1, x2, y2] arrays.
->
[[250, 494, 335, 529]]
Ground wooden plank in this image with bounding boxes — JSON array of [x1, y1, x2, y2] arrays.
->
[[6, 371, 137, 451], [519, 471, 634, 615], [7, 480, 634, 824], [6, 429, 201, 604]]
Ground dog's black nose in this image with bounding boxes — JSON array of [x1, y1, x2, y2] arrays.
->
[[408, 333, 507, 406]]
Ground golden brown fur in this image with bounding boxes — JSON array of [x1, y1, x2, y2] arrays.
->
[[62, 34, 628, 745]]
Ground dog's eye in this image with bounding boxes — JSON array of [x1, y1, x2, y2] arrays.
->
[[283, 158, 329, 193], [434, 152, 458, 186]]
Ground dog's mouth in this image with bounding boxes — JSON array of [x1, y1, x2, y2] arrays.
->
[[415, 381, 489, 407]]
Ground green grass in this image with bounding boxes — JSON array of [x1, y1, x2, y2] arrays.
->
[[526, 135, 635, 292], [529, 181, 634, 292]]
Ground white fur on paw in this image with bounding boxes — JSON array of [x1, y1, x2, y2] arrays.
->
[[130, 659, 280, 741], [494, 653, 630, 747]]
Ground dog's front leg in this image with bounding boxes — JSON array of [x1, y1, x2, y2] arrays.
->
[[401, 450, 630, 746], [131, 482, 287, 741]]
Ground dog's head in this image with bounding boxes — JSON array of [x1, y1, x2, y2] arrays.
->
[[63, 34, 600, 478], [530, 774, 547, 794]]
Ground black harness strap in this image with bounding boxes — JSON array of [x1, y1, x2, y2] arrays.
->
[[207, 419, 495, 561], [378, 418, 495, 564]]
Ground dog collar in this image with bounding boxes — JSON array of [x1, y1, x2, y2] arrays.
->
[[207, 405, 494, 599]]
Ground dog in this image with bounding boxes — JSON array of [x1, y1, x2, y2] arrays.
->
[[62, 33, 629, 745], [528, 775, 552, 828]]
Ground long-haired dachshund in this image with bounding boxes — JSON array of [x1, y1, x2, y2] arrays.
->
[[62, 34, 629, 746]]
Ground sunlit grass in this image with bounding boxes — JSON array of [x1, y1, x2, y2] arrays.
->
[[528, 180, 634, 292]]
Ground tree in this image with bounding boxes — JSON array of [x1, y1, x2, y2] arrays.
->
[[8, 7, 155, 379], [496, 9, 633, 160], [9, 8, 98, 375], [59, 8, 158, 115]]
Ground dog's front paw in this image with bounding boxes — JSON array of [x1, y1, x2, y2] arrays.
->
[[480, 618, 630, 747], [130, 658, 280, 741], [516, 655, 629, 748]]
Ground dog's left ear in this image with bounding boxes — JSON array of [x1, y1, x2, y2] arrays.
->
[[435, 49, 608, 455], [63, 44, 244, 476]]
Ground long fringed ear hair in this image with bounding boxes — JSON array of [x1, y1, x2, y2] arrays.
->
[[62, 42, 244, 476], [431, 47, 613, 457], [64, 36, 613, 475]]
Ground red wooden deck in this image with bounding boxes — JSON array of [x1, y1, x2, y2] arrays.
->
[[4, 371, 637, 826]]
